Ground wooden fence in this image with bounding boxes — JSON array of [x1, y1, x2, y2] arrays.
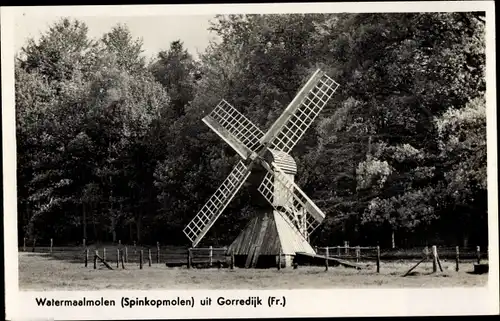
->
[[20, 238, 488, 273], [19, 238, 230, 270], [315, 244, 486, 259], [85, 246, 230, 270], [315, 244, 488, 273]]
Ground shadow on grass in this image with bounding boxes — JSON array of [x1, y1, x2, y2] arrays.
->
[[466, 271, 488, 275], [402, 271, 456, 277]]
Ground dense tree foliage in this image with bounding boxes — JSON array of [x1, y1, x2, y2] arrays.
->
[[16, 13, 487, 248]]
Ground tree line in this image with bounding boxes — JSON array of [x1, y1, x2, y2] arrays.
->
[[16, 13, 487, 248]]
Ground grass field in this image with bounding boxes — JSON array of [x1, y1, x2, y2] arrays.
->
[[19, 252, 488, 290]]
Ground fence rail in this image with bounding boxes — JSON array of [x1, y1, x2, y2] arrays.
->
[[19, 240, 231, 269], [314, 245, 488, 261], [19, 238, 489, 274]]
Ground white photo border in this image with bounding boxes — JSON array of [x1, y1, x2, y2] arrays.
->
[[2, 1, 498, 319]]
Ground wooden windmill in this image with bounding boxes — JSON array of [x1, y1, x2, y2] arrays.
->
[[183, 68, 339, 267]]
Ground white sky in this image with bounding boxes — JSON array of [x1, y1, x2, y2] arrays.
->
[[14, 13, 220, 60]]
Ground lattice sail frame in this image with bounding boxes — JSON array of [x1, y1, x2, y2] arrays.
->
[[183, 161, 251, 247], [183, 69, 339, 247], [268, 72, 339, 154], [257, 165, 326, 240], [206, 100, 264, 153]]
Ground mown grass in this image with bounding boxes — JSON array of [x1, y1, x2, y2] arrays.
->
[[19, 252, 488, 291]]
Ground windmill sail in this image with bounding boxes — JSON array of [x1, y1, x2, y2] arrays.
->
[[184, 68, 339, 250], [261, 69, 339, 154], [203, 100, 264, 159], [183, 161, 251, 247], [257, 164, 326, 239]]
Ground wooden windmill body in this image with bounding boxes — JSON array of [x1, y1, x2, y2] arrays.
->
[[228, 150, 314, 268], [183, 69, 340, 267]]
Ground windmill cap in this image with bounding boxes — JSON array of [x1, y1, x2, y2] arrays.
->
[[265, 149, 297, 175]]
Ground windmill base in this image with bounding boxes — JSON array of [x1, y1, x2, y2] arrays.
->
[[227, 209, 315, 268]]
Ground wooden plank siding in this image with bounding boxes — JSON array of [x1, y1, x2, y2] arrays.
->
[[228, 211, 281, 255], [228, 210, 315, 256]]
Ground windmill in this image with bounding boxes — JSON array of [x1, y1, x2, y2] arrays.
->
[[183, 68, 339, 268]]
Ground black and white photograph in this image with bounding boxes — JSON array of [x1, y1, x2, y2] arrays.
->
[[2, 2, 498, 319]]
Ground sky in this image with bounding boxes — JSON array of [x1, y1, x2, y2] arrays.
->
[[14, 13, 220, 60]]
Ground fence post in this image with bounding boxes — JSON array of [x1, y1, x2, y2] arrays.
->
[[230, 252, 235, 270], [134, 241, 136, 254], [85, 248, 89, 267], [476, 246, 481, 264], [315, 246, 318, 253], [83, 238, 86, 248], [103, 248, 106, 261], [436, 248, 443, 272], [325, 246, 329, 271], [50, 238, 53, 254], [455, 246, 460, 272], [187, 249, 192, 269], [432, 245, 438, 273], [117, 249, 120, 268], [94, 250, 98, 269], [344, 241, 348, 255], [209, 246, 213, 267], [121, 251, 125, 269], [337, 245, 340, 256], [376, 246, 380, 273], [148, 249, 152, 267], [125, 246, 128, 263], [23, 237, 26, 252], [32, 238, 36, 252], [157, 242, 160, 264], [356, 246, 360, 263], [140, 250, 143, 269]]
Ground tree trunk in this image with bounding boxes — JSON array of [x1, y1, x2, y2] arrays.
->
[[24, 202, 31, 236], [136, 213, 142, 243], [108, 141, 116, 243], [463, 234, 469, 248], [367, 135, 372, 156], [92, 216, 100, 241], [25, 202, 31, 230], [82, 203, 87, 240], [111, 216, 117, 243], [92, 212, 98, 242]]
